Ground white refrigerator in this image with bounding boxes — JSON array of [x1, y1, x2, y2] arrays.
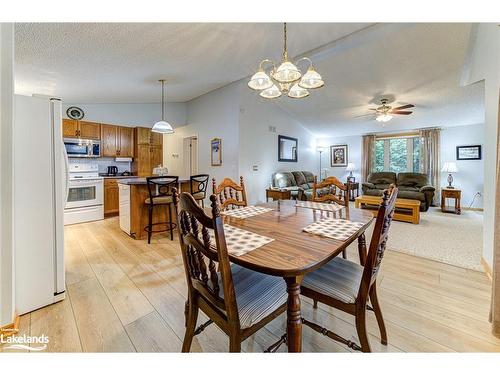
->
[[14, 95, 67, 314]]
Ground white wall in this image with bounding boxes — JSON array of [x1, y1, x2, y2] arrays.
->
[[317, 135, 362, 183], [319, 124, 485, 209], [0, 23, 15, 327], [239, 87, 317, 204], [164, 82, 241, 188], [62, 102, 187, 128], [462, 24, 500, 267], [441, 124, 484, 209]]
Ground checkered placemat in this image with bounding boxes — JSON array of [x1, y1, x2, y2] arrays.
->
[[202, 225, 274, 257], [221, 205, 274, 219], [296, 201, 343, 212], [303, 218, 364, 241]]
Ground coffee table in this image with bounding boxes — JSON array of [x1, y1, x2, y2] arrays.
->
[[355, 195, 421, 224]]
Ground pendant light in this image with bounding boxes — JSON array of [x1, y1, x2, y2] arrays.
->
[[152, 79, 174, 134]]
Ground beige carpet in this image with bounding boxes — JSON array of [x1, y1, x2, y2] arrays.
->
[[354, 205, 484, 271]]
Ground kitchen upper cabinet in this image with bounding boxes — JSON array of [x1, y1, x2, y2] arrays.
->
[[136, 127, 151, 145], [62, 119, 79, 138], [132, 127, 164, 176], [104, 179, 119, 216], [79, 121, 101, 140], [118, 127, 134, 157], [150, 145, 163, 169], [150, 131, 163, 146], [101, 124, 118, 157], [62, 119, 101, 140]]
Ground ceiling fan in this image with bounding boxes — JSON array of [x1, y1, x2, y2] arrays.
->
[[369, 99, 415, 122]]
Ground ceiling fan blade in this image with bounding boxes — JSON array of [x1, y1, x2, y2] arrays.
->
[[354, 113, 375, 118], [392, 104, 415, 111], [391, 111, 413, 115]]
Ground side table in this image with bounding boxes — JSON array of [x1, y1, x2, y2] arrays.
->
[[266, 188, 291, 202], [441, 188, 461, 214], [346, 182, 360, 202]]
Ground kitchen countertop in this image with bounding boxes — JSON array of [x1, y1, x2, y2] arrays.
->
[[99, 174, 138, 179], [118, 177, 191, 185]]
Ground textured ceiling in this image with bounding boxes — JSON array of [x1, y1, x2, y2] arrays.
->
[[14, 22, 371, 103], [274, 23, 482, 136]]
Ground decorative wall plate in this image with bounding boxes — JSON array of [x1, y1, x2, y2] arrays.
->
[[66, 106, 84, 120]]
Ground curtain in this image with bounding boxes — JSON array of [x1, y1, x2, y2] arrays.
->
[[491, 105, 500, 338], [361, 134, 376, 182], [420, 128, 441, 205]]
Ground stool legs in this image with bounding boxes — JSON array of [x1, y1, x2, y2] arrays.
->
[[168, 203, 174, 241], [147, 204, 153, 244]]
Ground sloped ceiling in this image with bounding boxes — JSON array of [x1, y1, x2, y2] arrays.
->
[[15, 22, 482, 137]]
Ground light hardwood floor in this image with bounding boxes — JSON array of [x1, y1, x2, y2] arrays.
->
[[2, 217, 499, 353]]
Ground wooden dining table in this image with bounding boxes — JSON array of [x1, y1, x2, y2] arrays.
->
[[220, 199, 374, 352]]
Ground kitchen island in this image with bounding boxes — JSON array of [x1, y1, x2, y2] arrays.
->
[[118, 177, 193, 240]]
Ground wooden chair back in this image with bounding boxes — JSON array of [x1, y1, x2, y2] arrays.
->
[[172, 189, 240, 324], [190, 174, 210, 199], [312, 176, 348, 207], [146, 176, 179, 202], [358, 185, 398, 298], [212, 176, 247, 210]]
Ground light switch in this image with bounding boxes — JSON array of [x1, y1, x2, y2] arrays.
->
[[253, 165, 258, 171]]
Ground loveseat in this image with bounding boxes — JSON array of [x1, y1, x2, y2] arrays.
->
[[272, 171, 315, 200], [361, 172, 435, 211]]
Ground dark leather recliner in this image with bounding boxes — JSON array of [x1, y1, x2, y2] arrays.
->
[[362, 172, 435, 211]]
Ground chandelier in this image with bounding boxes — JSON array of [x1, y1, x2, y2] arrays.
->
[[248, 23, 324, 99]]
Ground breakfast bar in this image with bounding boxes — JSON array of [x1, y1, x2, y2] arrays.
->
[[118, 177, 192, 240]]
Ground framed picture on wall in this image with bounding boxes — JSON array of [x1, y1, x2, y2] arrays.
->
[[211, 138, 222, 166], [456, 145, 481, 160], [330, 144, 348, 167]]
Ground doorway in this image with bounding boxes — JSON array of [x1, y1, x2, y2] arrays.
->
[[183, 136, 198, 176]]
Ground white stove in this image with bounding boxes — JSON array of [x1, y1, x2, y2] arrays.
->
[[64, 163, 104, 225]]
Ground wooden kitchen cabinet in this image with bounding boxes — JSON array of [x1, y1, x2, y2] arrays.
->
[[101, 124, 134, 157], [79, 121, 101, 140], [62, 119, 101, 139], [132, 127, 163, 176], [104, 179, 120, 216], [101, 124, 118, 157], [62, 119, 79, 138], [118, 126, 134, 157]]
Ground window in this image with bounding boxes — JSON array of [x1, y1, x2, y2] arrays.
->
[[373, 135, 422, 173]]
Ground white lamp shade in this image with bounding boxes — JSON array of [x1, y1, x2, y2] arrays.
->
[[248, 70, 273, 90], [288, 83, 309, 99], [272, 61, 302, 83], [259, 84, 282, 99], [299, 67, 324, 89], [376, 114, 393, 122], [441, 162, 458, 173], [152, 120, 174, 134], [346, 163, 356, 172]]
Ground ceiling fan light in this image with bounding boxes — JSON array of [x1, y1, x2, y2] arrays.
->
[[288, 83, 309, 99], [152, 120, 174, 134], [272, 60, 302, 83], [298, 67, 324, 89], [259, 84, 282, 99], [248, 70, 273, 90], [376, 114, 393, 123]]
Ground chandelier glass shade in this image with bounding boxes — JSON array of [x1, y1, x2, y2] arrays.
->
[[376, 113, 393, 122], [248, 23, 324, 99], [152, 79, 174, 134]]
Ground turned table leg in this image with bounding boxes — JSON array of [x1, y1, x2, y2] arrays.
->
[[285, 276, 302, 352]]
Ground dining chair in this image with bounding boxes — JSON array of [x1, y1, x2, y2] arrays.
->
[[172, 189, 288, 352], [144, 176, 179, 243], [301, 185, 398, 352], [190, 174, 209, 208], [312, 175, 349, 258], [212, 176, 247, 210]]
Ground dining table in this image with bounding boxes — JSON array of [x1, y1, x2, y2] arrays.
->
[[220, 199, 374, 353]]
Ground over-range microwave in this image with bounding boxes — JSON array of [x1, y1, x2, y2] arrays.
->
[[64, 138, 101, 158]]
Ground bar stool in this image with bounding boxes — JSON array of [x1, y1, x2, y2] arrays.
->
[[145, 176, 179, 243], [189, 174, 209, 208]]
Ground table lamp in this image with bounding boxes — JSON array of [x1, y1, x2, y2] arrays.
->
[[441, 162, 458, 189], [346, 163, 356, 182]]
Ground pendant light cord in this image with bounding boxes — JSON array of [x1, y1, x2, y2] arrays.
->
[[283, 22, 288, 60], [160, 79, 165, 121]]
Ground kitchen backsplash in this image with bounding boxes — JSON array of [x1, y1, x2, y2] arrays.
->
[[68, 157, 132, 174]]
